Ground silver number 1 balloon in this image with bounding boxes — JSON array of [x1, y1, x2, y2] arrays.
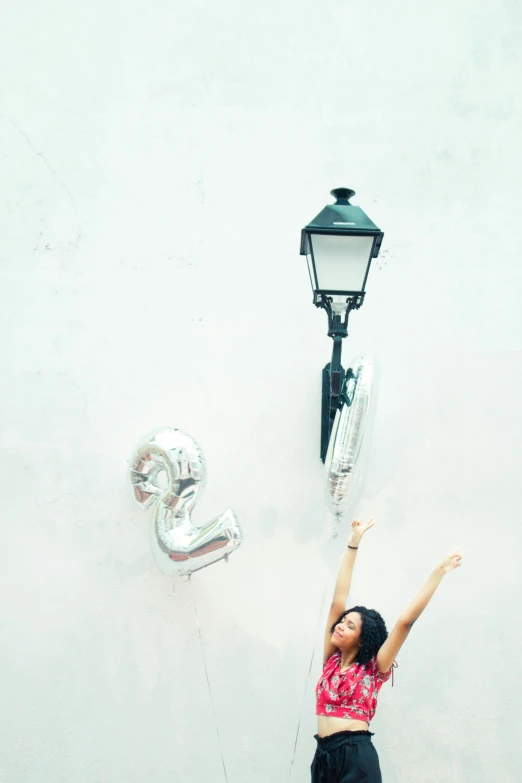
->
[[325, 356, 374, 520], [129, 428, 243, 576]]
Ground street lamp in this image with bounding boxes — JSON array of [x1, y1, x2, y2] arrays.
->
[[300, 187, 384, 462]]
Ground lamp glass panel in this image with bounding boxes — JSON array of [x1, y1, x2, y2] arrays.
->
[[302, 234, 318, 291], [311, 234, 374, 292], [306, 249, 317, 291]]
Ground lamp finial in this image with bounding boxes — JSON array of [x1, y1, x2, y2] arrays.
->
[[330, 187, 356, 205]]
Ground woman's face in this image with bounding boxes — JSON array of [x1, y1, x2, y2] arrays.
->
[[332, 611, 362, 650]]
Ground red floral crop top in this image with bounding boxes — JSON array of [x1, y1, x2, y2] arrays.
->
[[316, 650, 396, 724]]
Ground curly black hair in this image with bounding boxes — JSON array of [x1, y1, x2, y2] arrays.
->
[[330, 606, 388, 665]]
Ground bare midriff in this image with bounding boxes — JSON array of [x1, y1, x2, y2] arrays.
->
[[317, 715, 369, 737]]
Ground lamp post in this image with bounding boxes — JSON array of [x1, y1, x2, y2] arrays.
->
[[300, 187, 384, 462]]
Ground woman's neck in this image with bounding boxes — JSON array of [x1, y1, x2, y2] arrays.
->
[[339, 650, 359, 670]]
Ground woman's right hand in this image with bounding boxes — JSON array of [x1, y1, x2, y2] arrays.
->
[[348, 517, 376, 546]]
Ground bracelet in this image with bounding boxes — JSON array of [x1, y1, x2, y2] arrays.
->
[[347, 545, 358, 550]]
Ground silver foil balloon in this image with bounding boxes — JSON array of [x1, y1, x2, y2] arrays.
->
[[129, 428, 243, 576], [325, 356, 375, 520]]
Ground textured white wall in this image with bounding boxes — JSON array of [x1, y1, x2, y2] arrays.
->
[[1, 1, 521, 781]]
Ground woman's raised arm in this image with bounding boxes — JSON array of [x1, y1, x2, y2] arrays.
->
[[323, 518, 376, 663], [376, 550, 464, 673]]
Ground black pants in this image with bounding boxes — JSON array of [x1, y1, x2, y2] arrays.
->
[[311, 730, 382, 783]]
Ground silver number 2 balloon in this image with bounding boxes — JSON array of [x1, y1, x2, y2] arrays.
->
[[325, 356, 374, 520], [129, 428, 243, 576]]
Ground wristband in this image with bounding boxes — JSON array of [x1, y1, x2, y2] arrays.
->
[[347, 545, 358, 550]]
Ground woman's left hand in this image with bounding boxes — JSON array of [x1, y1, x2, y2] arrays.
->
[[438, 550, 464, 574]]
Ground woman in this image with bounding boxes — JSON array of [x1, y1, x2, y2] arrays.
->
[[312, 518, 463, 782]]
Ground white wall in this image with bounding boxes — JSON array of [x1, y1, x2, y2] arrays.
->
[[1, 1, 521, 781]]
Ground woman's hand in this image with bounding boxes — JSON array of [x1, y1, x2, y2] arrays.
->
[[438, 550, 464, 574], [348, 517, 376, 547]]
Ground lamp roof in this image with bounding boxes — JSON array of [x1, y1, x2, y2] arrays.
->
[[303, 187, 381, 234]]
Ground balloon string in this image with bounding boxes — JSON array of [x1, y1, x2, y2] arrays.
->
[[189, 578, 230, 783], [287, 584, 327, 781]]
